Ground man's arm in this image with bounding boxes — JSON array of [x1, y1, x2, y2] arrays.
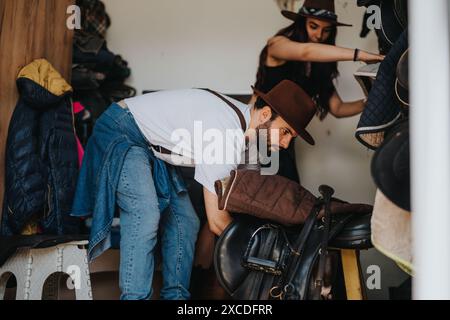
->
[[203, 187, 233, 236]]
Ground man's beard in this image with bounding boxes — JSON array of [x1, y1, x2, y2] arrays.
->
[[242, 121, 273, 168], [242, 120, 281, 171], [254, 120, 281, 172], [251, 120, 278, 165], [255, 120, 277, 152]]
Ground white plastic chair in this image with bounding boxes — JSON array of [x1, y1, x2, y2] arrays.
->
[[0, 240, 92, 300]]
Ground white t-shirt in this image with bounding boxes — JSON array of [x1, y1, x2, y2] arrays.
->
[[125, 89, 251, 193]]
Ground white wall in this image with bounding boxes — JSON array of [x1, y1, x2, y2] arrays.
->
[[103, 0, 409, 299], [104, 0, 287, 94]]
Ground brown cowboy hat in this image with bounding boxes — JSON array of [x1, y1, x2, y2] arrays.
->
[[282, 0, 352, 27], [252, 80, 316, 145]]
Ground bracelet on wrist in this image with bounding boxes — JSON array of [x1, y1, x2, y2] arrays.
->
[[353, 48, 360, 62]]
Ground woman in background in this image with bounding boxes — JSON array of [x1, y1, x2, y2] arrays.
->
[[252, 0, 384, 182]]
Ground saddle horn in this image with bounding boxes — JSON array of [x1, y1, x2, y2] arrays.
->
[[319, 185, 335, 202]]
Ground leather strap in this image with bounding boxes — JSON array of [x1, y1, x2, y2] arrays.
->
[[313, 195, 333, 299], [270, 202, 322, 300], [250, 228, 278, 300], [150, 145, 174, 155], [275, 187, 334, 300], [287, 205, 321, 276], [201, 88, 247, 132], [151, 88, 247, 155]]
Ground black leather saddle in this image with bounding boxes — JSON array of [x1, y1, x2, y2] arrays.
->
[[329, 212, 372, 250], [0, 235, 89, 268], [214, 195, 372, 300]]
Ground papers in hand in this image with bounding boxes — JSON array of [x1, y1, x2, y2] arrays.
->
[[354, 63, 381, 97]]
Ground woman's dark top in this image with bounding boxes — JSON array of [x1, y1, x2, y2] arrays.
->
[[257, 62, 318, 100]]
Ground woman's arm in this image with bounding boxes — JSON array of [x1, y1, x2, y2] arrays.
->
[[329, 91, 366, 118], [268, 36, 384, 64]]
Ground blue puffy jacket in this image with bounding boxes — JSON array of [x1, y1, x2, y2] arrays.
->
[[1, 59, 81, 235]]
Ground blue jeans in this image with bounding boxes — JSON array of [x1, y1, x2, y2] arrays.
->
[[117, 146, 200, 300]]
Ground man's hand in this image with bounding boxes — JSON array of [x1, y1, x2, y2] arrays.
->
[[203, 187, 233, 236]]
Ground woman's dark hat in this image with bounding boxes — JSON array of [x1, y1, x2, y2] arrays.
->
[[252, 80, 316, 145], [281, 0, 352, 27]]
